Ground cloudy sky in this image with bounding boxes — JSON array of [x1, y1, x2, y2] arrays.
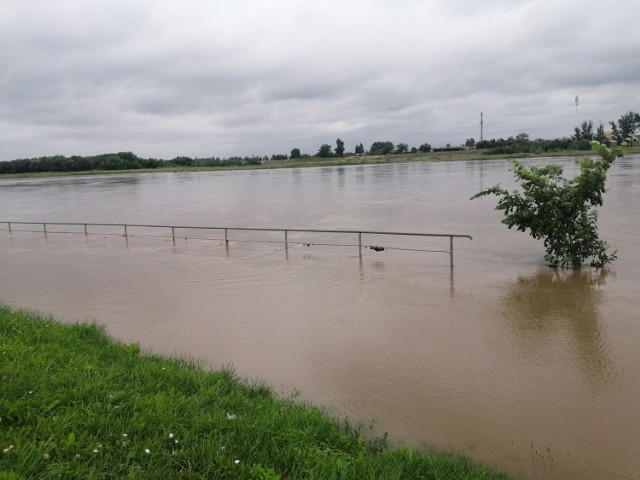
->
[[1, 0, 639, 160]]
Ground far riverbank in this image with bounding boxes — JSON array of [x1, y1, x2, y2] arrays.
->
[[3, 147, 637, 179]]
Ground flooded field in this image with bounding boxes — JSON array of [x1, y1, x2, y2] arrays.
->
[[1, 156, 639, 479]]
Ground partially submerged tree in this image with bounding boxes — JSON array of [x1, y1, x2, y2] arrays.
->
[[471, 141, 626, 269]]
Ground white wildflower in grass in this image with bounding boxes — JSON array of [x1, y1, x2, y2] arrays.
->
[[168, 433, 174, 439], [3, 445, 15, 454], [145, 448, 151, 454], [226, 413, 236, 420], [93, 449, 99, 453], [74, 454, 81, 459], [43, 453, 50, 460], [234, 459, 240, 464], [122, 433, 128, 437]]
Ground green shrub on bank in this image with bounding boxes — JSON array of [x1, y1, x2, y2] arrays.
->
[[0, 306, 509, 479]]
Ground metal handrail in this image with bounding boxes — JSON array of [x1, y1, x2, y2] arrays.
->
[[1, 221, 472, 266]]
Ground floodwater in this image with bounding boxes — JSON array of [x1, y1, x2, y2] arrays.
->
[[1, 156, 639, 480]]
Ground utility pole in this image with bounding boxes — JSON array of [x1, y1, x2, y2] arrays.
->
[[480, 112, 484, 142]]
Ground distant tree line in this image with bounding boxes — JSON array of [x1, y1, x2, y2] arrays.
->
[[0, 152, 262, 175], [475, 135, 593, 155], [474, 111, 639, 155], [2, 111, 637, 175], [310, 110, 639, 160], [312, 139, 432, 158]]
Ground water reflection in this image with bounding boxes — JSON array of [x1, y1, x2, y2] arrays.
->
[[505, 269, 615, 389], [332, 167, 344, 193], [0, 174, 142, 190]]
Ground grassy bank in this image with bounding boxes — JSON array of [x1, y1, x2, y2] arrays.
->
[[3, 147, 638, 179], [0, 307, 509, 479]]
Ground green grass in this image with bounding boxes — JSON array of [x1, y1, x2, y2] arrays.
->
[[3, 147, 638, 179], [0, 306, 510, 479]]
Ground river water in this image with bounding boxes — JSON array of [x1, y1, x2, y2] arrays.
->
[[1, 157, 639, 479]]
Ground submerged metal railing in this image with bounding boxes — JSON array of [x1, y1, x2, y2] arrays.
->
[[0, 221, 472, 267]]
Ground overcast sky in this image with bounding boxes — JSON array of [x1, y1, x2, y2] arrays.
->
[[1, 0, 639, 160]]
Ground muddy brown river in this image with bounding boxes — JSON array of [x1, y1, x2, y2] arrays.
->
[[1, 156, 639, 479]]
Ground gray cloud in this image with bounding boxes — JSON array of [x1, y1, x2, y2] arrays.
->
[[1, 0, 639, 160]]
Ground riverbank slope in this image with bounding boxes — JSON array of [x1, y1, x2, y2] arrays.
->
[[0, 306, 510, 479]]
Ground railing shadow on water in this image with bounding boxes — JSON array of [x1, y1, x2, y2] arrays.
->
[[0, 221, 472, 268]]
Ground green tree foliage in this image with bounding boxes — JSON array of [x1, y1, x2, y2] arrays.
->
[[609, 111, 640, 145], [394, 143, 409, 154], [369, 141, 394, 155], [465, 138, 476, 147], [595, 122, 610, 146], [573, 121, 594, 141], [418, 143, 432, 153], [354, 143, 365, 155], [316, 144, 333, 158], [290, 148, 301, 159], [471, 141, 625, 268], [335, 138, 345, 157], [172, 156, 195, 167], [475, 136, 591, 154], [0, 152, 261, 174]]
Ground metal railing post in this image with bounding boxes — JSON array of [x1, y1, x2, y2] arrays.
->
[[450, 236, 454, 268], [1, 221, 472, 265]]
